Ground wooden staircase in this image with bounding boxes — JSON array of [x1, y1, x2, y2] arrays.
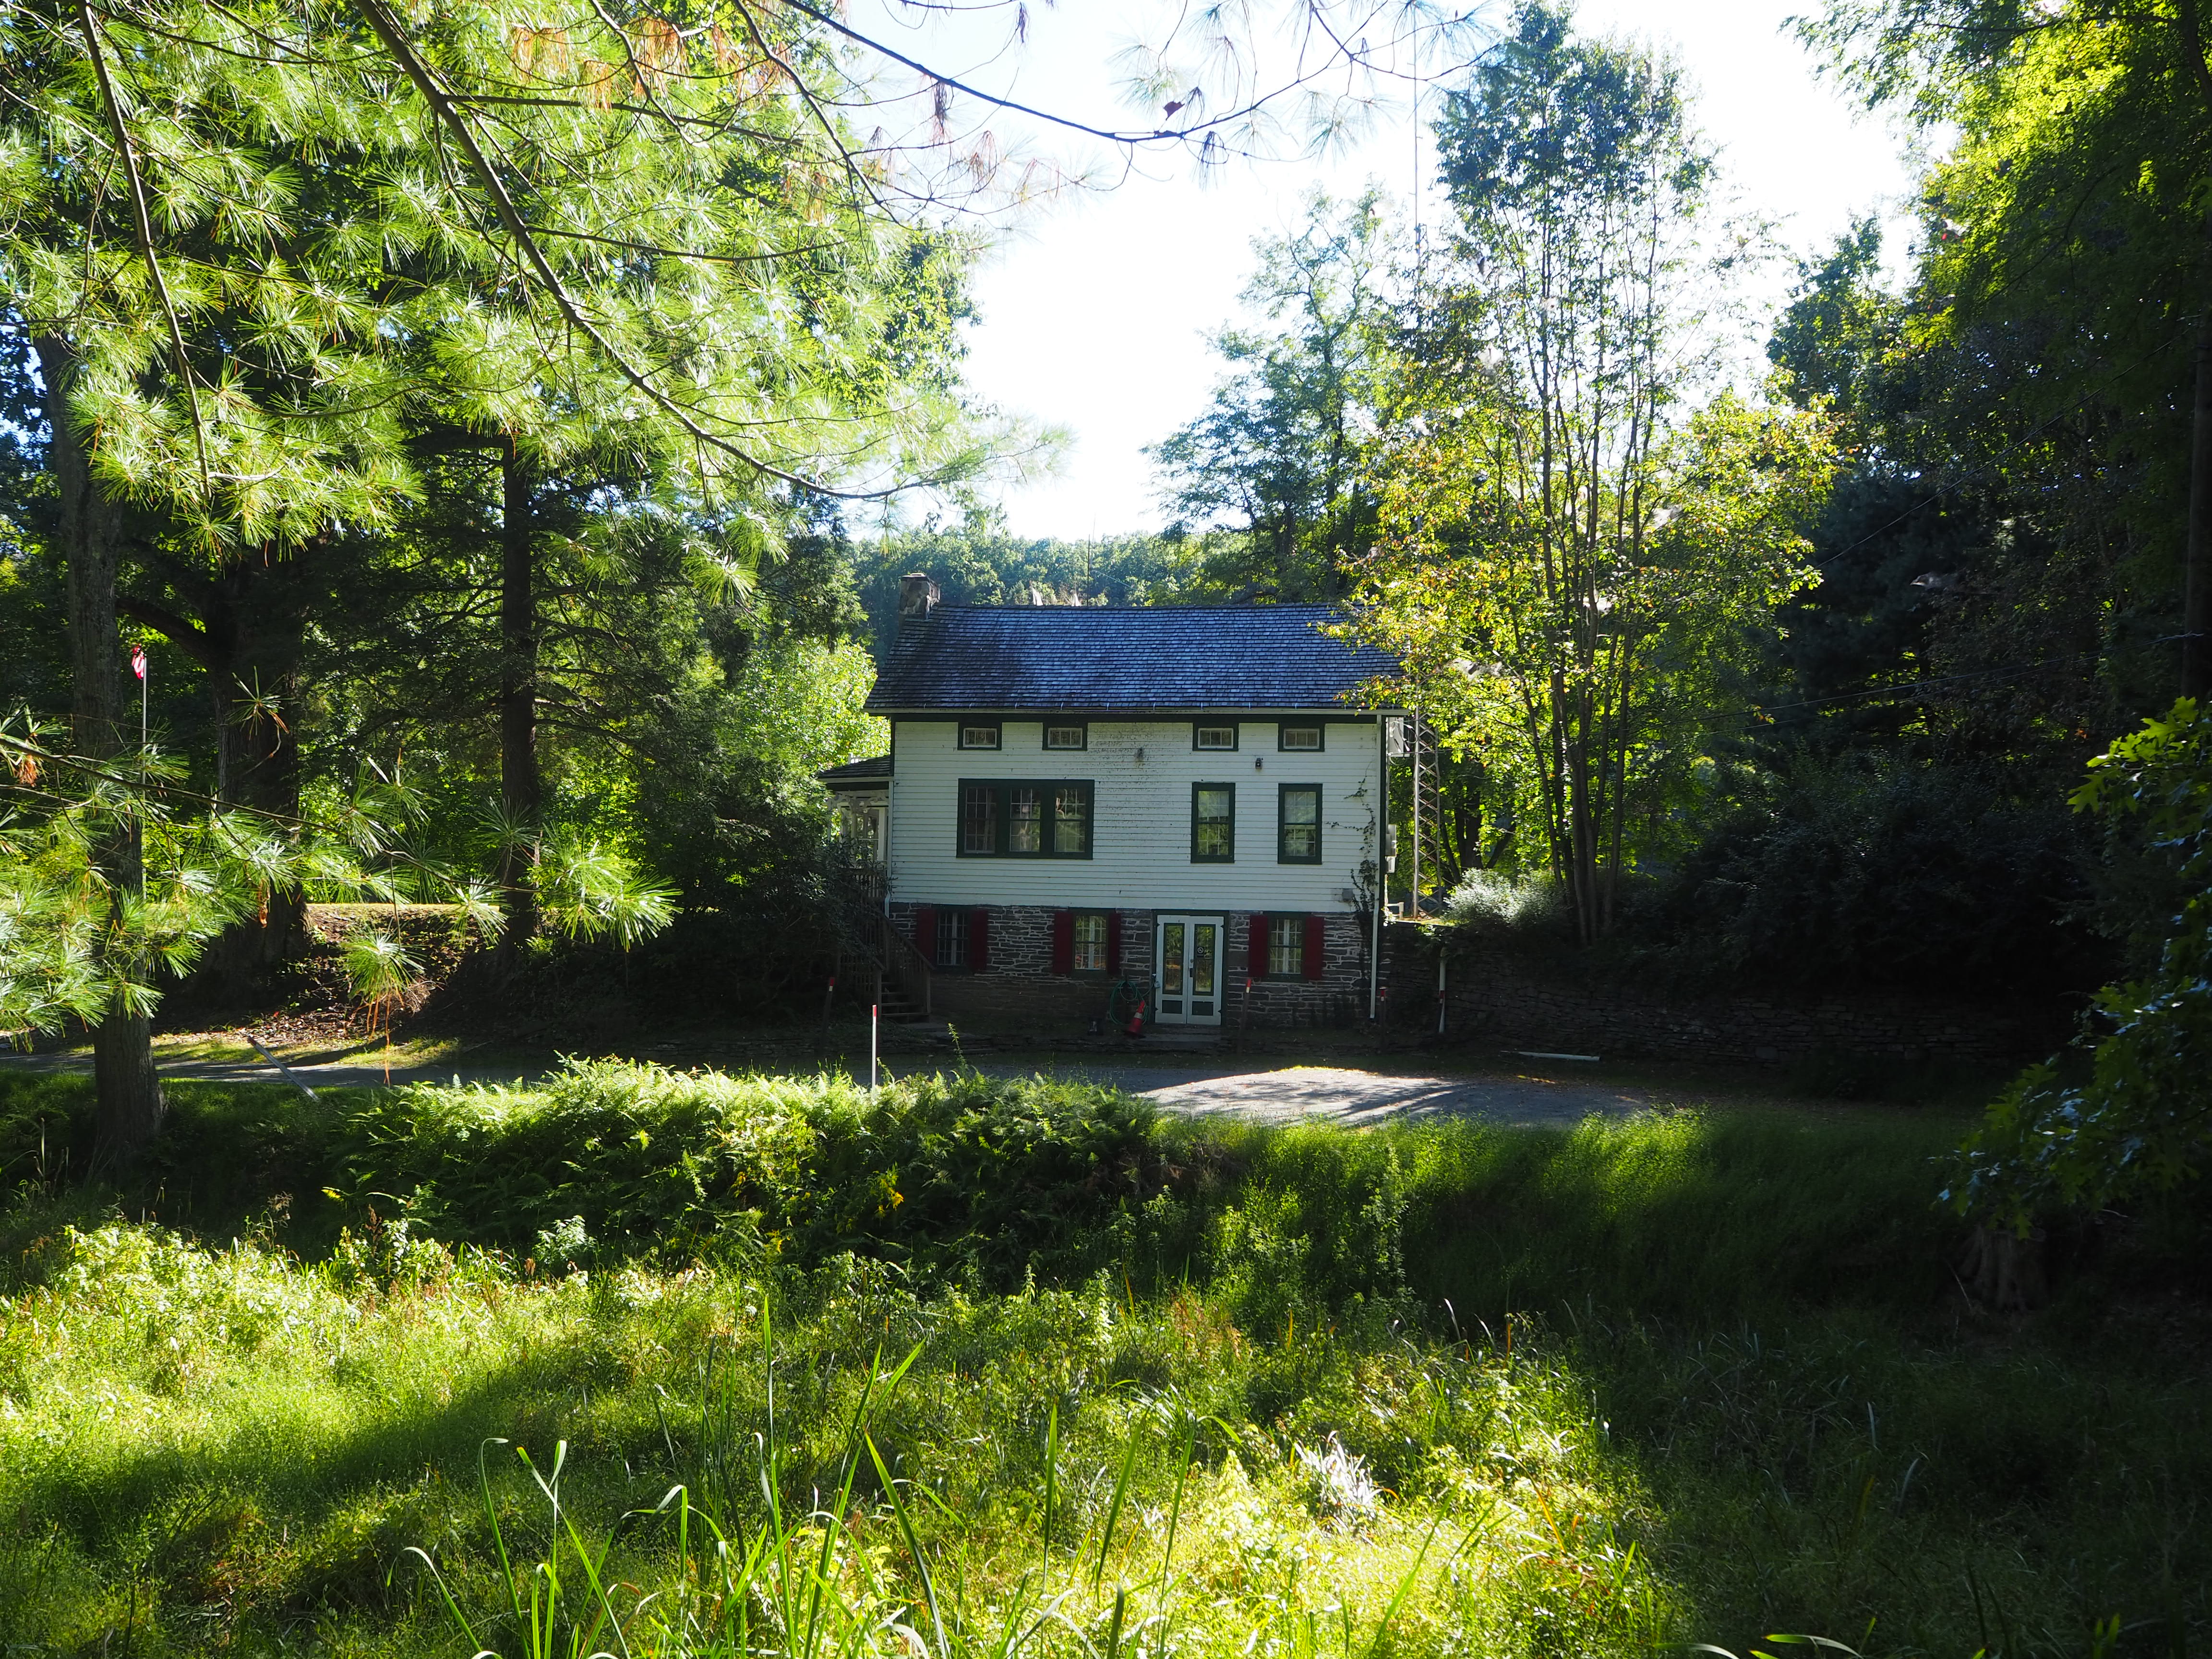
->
[[876, 983, 930, 1024]]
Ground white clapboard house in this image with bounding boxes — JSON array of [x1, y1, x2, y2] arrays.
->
[[822, 575, 1403, 1030]]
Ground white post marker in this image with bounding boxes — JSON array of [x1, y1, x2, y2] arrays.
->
[[870, 1003, 878, 1097], [1410, 705, 1420, 917], [132, 645, 147, 752]]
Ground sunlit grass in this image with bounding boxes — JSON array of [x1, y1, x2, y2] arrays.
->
[[0, 1226, 1674, 1657], [0, 1065, 2203, 1657]]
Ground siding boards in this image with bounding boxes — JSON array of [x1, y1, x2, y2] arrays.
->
[[888, 718, 1378, 912]]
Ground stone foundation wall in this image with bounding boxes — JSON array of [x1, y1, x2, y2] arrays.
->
[[1381, 924, 2060, 1066], [888, 902, 1371, 1031]]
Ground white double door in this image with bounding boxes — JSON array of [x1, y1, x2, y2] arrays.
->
[[1154, 914, 1226, 1026]]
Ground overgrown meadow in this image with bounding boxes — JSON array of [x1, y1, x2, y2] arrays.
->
[[0, 1064, 2203, 1657]]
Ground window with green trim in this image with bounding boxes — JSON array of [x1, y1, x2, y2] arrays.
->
[[1277, 723, 1324, 752], [1191, 783, 1235, 862], [1277, 784, 1322, 863], [957, 780, 1094, 857]]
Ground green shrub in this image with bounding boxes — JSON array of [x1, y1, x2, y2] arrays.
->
[[1, 1067, 1967, 1322], [0, 1062, 1165, 1288], [1953, 699, 2212, 1232]]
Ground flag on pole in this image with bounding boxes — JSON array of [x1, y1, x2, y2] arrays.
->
[[130, 647, 147, 681]]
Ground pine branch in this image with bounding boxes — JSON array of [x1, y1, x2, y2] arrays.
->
[[76, 0, 211, 497], [350, 0, 912, 502]]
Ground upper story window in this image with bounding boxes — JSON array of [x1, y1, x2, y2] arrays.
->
[[961, 783, 998, 854], [1191, 783, 1235, 862], [959, 780, 1094, 857], [1277, 785, 1322, 864], [1278, 724, 1324, 752], [1043, 722, 1088, 750], [959, 722, 1001, 749], [1193, 722, 1239, 751]]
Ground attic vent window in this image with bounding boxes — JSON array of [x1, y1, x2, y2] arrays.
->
[[1279, 725, 1322, 751], [1194, 723, 1239, 751], [1044, 723, 1087, 750], [959, 724, 1000, 750]]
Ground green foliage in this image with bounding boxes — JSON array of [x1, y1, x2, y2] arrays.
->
[[1359, 389, 1833, 926], [1150, 190, 1395, 600], [852, 522, 1205, 649], [1641, 751, 2089, 995], [1346, 4, 1837, 936], [0, 715, 505, 1034], [1953, 698, 2212, 1228], [1790, 0, 2199, 723], [0, 1066, 2202, 1654], [1443, 868, 1569, 936], [1, 1064, 1963, 1321], [0, 1062, 1164, 1285], [0, 1223, 1684, 1658]]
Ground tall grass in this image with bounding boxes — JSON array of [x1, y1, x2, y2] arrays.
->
[[0, 1223, 1672, 1656], [0, 1064, 2204, 1657]]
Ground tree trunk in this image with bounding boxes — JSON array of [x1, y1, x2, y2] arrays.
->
[[36, 336, 165, 1158], [2185, 321, 2212, 700], [122, 553, 313, 1000], [495, 442, 541, 954], [2176, 7, 2212, 697], [208, 559, 309, 986], [1960, 1223, 2048, 1312], [229, 558, 309, 970]]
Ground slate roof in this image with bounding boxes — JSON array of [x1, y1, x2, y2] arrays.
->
[[818, 755, 892, 789], [867, 604, 1399, 712]]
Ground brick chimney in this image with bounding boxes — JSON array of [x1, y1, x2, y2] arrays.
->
[[898, 572, 940, 629]]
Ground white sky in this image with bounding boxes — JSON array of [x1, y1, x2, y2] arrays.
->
[[863, 1, 1926, 540]]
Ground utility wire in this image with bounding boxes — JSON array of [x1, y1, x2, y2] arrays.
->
[[1809, 323, 2191, 574], [1724, 647, 2102, 726]]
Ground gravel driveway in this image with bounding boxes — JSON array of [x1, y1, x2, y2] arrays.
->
[[987, 1062, 1653, 1129], [1, 1051, 1654, 1129]]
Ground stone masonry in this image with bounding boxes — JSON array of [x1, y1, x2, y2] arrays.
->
[[1380, 923, 2061, 1067], [888, 902, 1370, 1031]]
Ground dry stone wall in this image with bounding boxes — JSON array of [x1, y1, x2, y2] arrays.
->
[[1382, 924, 2061, 1067]]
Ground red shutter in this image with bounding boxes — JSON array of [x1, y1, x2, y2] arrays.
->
[[1051, 909, 1074, 974], [914, 906, 936, 965], [1302, 912, 1325, 980], [1248, 913, 1267, 980], [970, 907, 990, 972], [1106, 910, 1122, 974]]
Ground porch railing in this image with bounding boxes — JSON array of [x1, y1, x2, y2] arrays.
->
[[879, 913, 932, 1019]]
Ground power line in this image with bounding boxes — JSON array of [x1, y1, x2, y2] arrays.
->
[[1722, 647, 2102, 726], [1809, 324, 2191, 574]]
